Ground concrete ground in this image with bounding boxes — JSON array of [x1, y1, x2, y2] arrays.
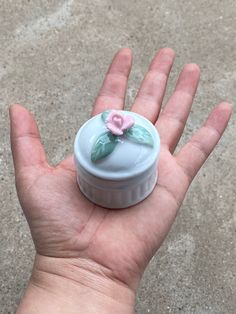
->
[[0, 0, 235, 313]]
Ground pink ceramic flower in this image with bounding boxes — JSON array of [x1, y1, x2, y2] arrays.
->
[[106, 110, 135, 135]]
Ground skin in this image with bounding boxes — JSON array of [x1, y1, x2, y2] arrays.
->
[[10, 48, 232, 313]]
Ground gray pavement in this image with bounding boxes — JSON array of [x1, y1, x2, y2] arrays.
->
[[0, 0, 235, 313]]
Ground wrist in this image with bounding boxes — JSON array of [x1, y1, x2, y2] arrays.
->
[[17, 254, 135, 314]]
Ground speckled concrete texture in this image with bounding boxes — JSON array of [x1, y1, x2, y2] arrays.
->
[[0, 0, 235, 313]]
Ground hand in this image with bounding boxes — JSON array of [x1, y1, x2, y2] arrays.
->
[[11, 48, 232, 313]]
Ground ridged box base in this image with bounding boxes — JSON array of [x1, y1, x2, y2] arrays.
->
[[76, 162, 158, 208]]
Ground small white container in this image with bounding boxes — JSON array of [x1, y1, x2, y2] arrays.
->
[[74, 110, 160, 208]]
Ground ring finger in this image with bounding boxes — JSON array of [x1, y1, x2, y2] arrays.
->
[[156, 63, 200, 153]]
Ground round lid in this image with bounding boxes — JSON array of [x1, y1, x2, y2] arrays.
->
[[74, 110, 160, 180]]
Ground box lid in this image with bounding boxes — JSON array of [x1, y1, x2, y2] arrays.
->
[[74, 110, 160, 180]]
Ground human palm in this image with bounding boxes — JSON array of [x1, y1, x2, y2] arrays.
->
[[10, 48, 231, 291]]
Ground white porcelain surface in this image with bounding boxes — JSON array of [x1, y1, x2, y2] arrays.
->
[[74, 111, 160, 208]]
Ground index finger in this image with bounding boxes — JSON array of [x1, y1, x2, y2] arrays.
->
[[92, 48, 133, 116]]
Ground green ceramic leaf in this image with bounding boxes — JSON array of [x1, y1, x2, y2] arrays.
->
[[91, 132, 119, 162], [101, 110, 110, 122], [125, 125, 154, 147]]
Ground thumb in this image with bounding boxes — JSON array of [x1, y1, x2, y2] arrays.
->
[[10, 104, 48, 177]]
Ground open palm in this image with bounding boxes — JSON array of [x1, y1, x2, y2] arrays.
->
[[10, 48, 231, 291]]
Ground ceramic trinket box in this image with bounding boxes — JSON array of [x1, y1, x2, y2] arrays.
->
[[74, 110, 160, 208]]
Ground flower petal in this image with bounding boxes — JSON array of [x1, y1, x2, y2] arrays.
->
[[107, 110, 121, 124], [106, 122, 123, 135], [112, 115, 123, 128], [121, 115, 135, 130]]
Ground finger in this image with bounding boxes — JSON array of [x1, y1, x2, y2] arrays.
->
[[126, 103, 232, 255], [176, 102, 232, 182], [156, 63, 200, 152], [92, 48, 133, 116], [10, 104, 48, 174], [131, 48, 175, 122]]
